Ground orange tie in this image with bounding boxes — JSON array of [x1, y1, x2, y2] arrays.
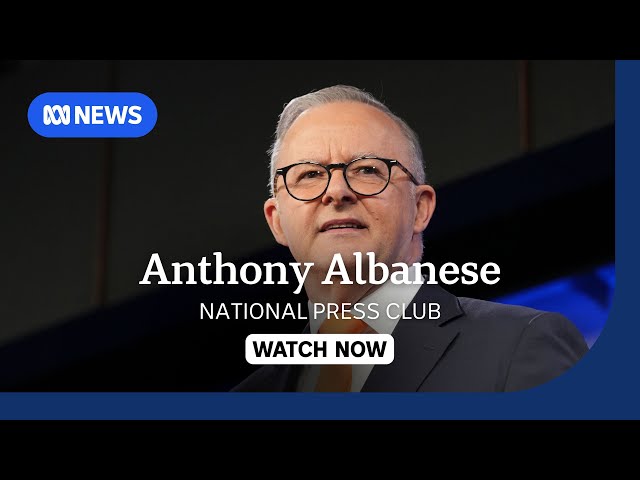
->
[[313, 314, 369, 392]]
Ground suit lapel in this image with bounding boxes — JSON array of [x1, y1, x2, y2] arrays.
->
[[273, 364, 302, 392], [276, 322, 311, 391], [362, 283, 464, 392]]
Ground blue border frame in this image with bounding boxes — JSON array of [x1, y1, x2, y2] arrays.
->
[[0, 60, 634, 420]]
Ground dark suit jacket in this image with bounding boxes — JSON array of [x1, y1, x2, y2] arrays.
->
[[231, 283, 589, 392]]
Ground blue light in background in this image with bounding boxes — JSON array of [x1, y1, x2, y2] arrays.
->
[[492, 262, 615, 348]]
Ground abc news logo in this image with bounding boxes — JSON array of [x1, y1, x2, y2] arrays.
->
[[42, 104, 143, 126], [29, 92, 157, 138]]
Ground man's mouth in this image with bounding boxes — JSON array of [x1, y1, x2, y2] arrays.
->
[[319, 219, 367, 232]]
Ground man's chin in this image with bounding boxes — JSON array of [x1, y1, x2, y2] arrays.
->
[[309, 248, 375, 275]]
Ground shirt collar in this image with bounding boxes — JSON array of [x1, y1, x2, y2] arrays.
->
[[307, 277, 424, 335]]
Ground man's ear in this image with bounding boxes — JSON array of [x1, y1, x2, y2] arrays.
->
[[264, 197, 289, 247], [413, 185, 436, 234]]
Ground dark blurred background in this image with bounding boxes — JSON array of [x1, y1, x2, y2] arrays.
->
[[0, 60, 614, 391]]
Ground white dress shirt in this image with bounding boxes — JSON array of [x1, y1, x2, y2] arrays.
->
[[296, 278, 424, 392]]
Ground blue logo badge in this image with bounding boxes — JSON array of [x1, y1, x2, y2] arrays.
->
[[28, 92, 157, 138]]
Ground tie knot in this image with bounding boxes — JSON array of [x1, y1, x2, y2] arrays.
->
[[318, 314, 368, 334]]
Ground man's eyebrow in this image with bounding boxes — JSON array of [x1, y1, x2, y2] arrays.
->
[[352, 152, 377, 160], [293, 157, 323, 164], [294, 152, 379, 164]]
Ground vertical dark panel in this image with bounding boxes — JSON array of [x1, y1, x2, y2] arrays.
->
[[94, 60, 118, 306], [531, 60, 614, 150], [517, 60, 532, 152], [0, 60, 108, 345]]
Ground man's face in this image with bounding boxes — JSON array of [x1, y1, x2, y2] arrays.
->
[[264, 101, 435, 273]]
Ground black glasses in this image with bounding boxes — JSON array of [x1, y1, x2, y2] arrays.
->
[[273, 156, 421, 201]]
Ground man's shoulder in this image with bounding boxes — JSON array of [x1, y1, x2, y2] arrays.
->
[[414, 282, 566, 327], [457, 296, 558, 323], [455, 295, 576, 331], [451, 295, 584, 346]]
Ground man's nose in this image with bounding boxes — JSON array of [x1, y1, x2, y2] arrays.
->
[[321, 169, 357, 205]]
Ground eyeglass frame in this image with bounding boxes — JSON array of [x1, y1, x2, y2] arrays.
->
[[273, 155, 422, 201]]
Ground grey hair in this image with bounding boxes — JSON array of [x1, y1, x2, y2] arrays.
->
[[267, 84, 426, 196]]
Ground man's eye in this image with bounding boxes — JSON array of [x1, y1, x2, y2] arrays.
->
[[356, 166, 378, 174], [294, 169, 325, 182]]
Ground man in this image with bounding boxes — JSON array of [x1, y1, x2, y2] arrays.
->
[[232, 84, 588, 392]]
